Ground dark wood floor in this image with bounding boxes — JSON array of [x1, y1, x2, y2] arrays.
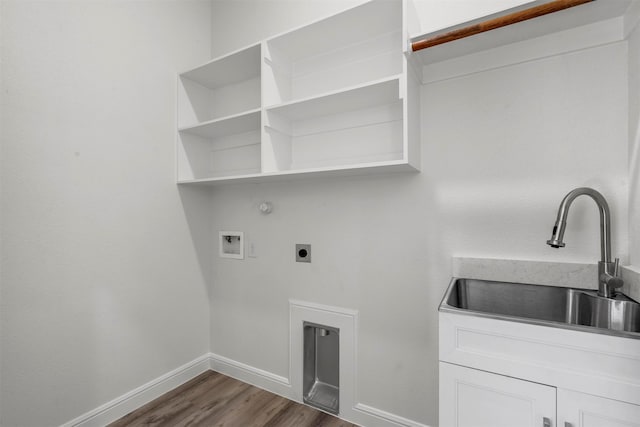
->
[[109, 370, 359, 427]]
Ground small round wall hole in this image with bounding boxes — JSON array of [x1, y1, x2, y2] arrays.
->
[[295, 244, 311, 263]]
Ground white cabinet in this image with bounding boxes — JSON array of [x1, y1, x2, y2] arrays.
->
[[559, 389, 640, 427], [440, 362, 555, 427], [440, 362, 640, 427], [439, 311, 640, 427], [176, 0, 421, 185]]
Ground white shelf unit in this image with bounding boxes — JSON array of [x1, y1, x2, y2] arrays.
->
[[176, 0, 421, 185]]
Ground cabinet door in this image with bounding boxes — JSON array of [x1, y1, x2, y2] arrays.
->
[[440, 362, 556, 427], [559, 389, 640, 427]]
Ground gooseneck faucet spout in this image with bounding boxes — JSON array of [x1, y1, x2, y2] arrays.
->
[[547, 187, 611, 261], [546, 187, 623, 298]]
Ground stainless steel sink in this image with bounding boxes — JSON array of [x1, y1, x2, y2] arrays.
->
[[440, 278, 640, 338]]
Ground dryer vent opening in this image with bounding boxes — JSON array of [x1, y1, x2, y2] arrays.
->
[[303, 322, 339, 415]]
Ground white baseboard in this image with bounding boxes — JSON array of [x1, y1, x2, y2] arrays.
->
[[353, 403, 431, 427], [61, 352, 431, 427], [208, 352, 294, 401], [61, 354, 211, 427]]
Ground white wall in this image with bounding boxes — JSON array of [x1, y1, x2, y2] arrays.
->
[[423, 41, 628, 263], [0, 1, 213, 425], [628, 8, 640, 267], [209, 3, 629, 426]]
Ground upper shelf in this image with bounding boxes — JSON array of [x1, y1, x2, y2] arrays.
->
[[262, 0, 402, 107], [265, 0, 401, 63], [177, 44, 261, 128], [409, 0, 540, 39], [180, 43, 261, 89], [410, 0, 635, 66]]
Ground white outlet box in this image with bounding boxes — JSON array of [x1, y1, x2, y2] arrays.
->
[[296, 244, 311, 263], [219, 231, 244, 259]]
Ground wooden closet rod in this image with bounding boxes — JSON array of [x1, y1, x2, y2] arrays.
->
[[411, 0, 594, 52]]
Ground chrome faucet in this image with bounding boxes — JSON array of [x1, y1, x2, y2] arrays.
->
[[546, 187, 623, 298]]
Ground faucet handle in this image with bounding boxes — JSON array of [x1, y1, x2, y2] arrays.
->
[[608, 258, 624, 292], [599, 258, 624, 297]]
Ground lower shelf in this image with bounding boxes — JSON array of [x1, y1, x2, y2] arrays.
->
[[177, 111, 261, 181], [176, 160, 419, 186]]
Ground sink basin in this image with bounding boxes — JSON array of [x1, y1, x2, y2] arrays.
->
[[440, 278, 640, 338], [569, 291, 640, 332]]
